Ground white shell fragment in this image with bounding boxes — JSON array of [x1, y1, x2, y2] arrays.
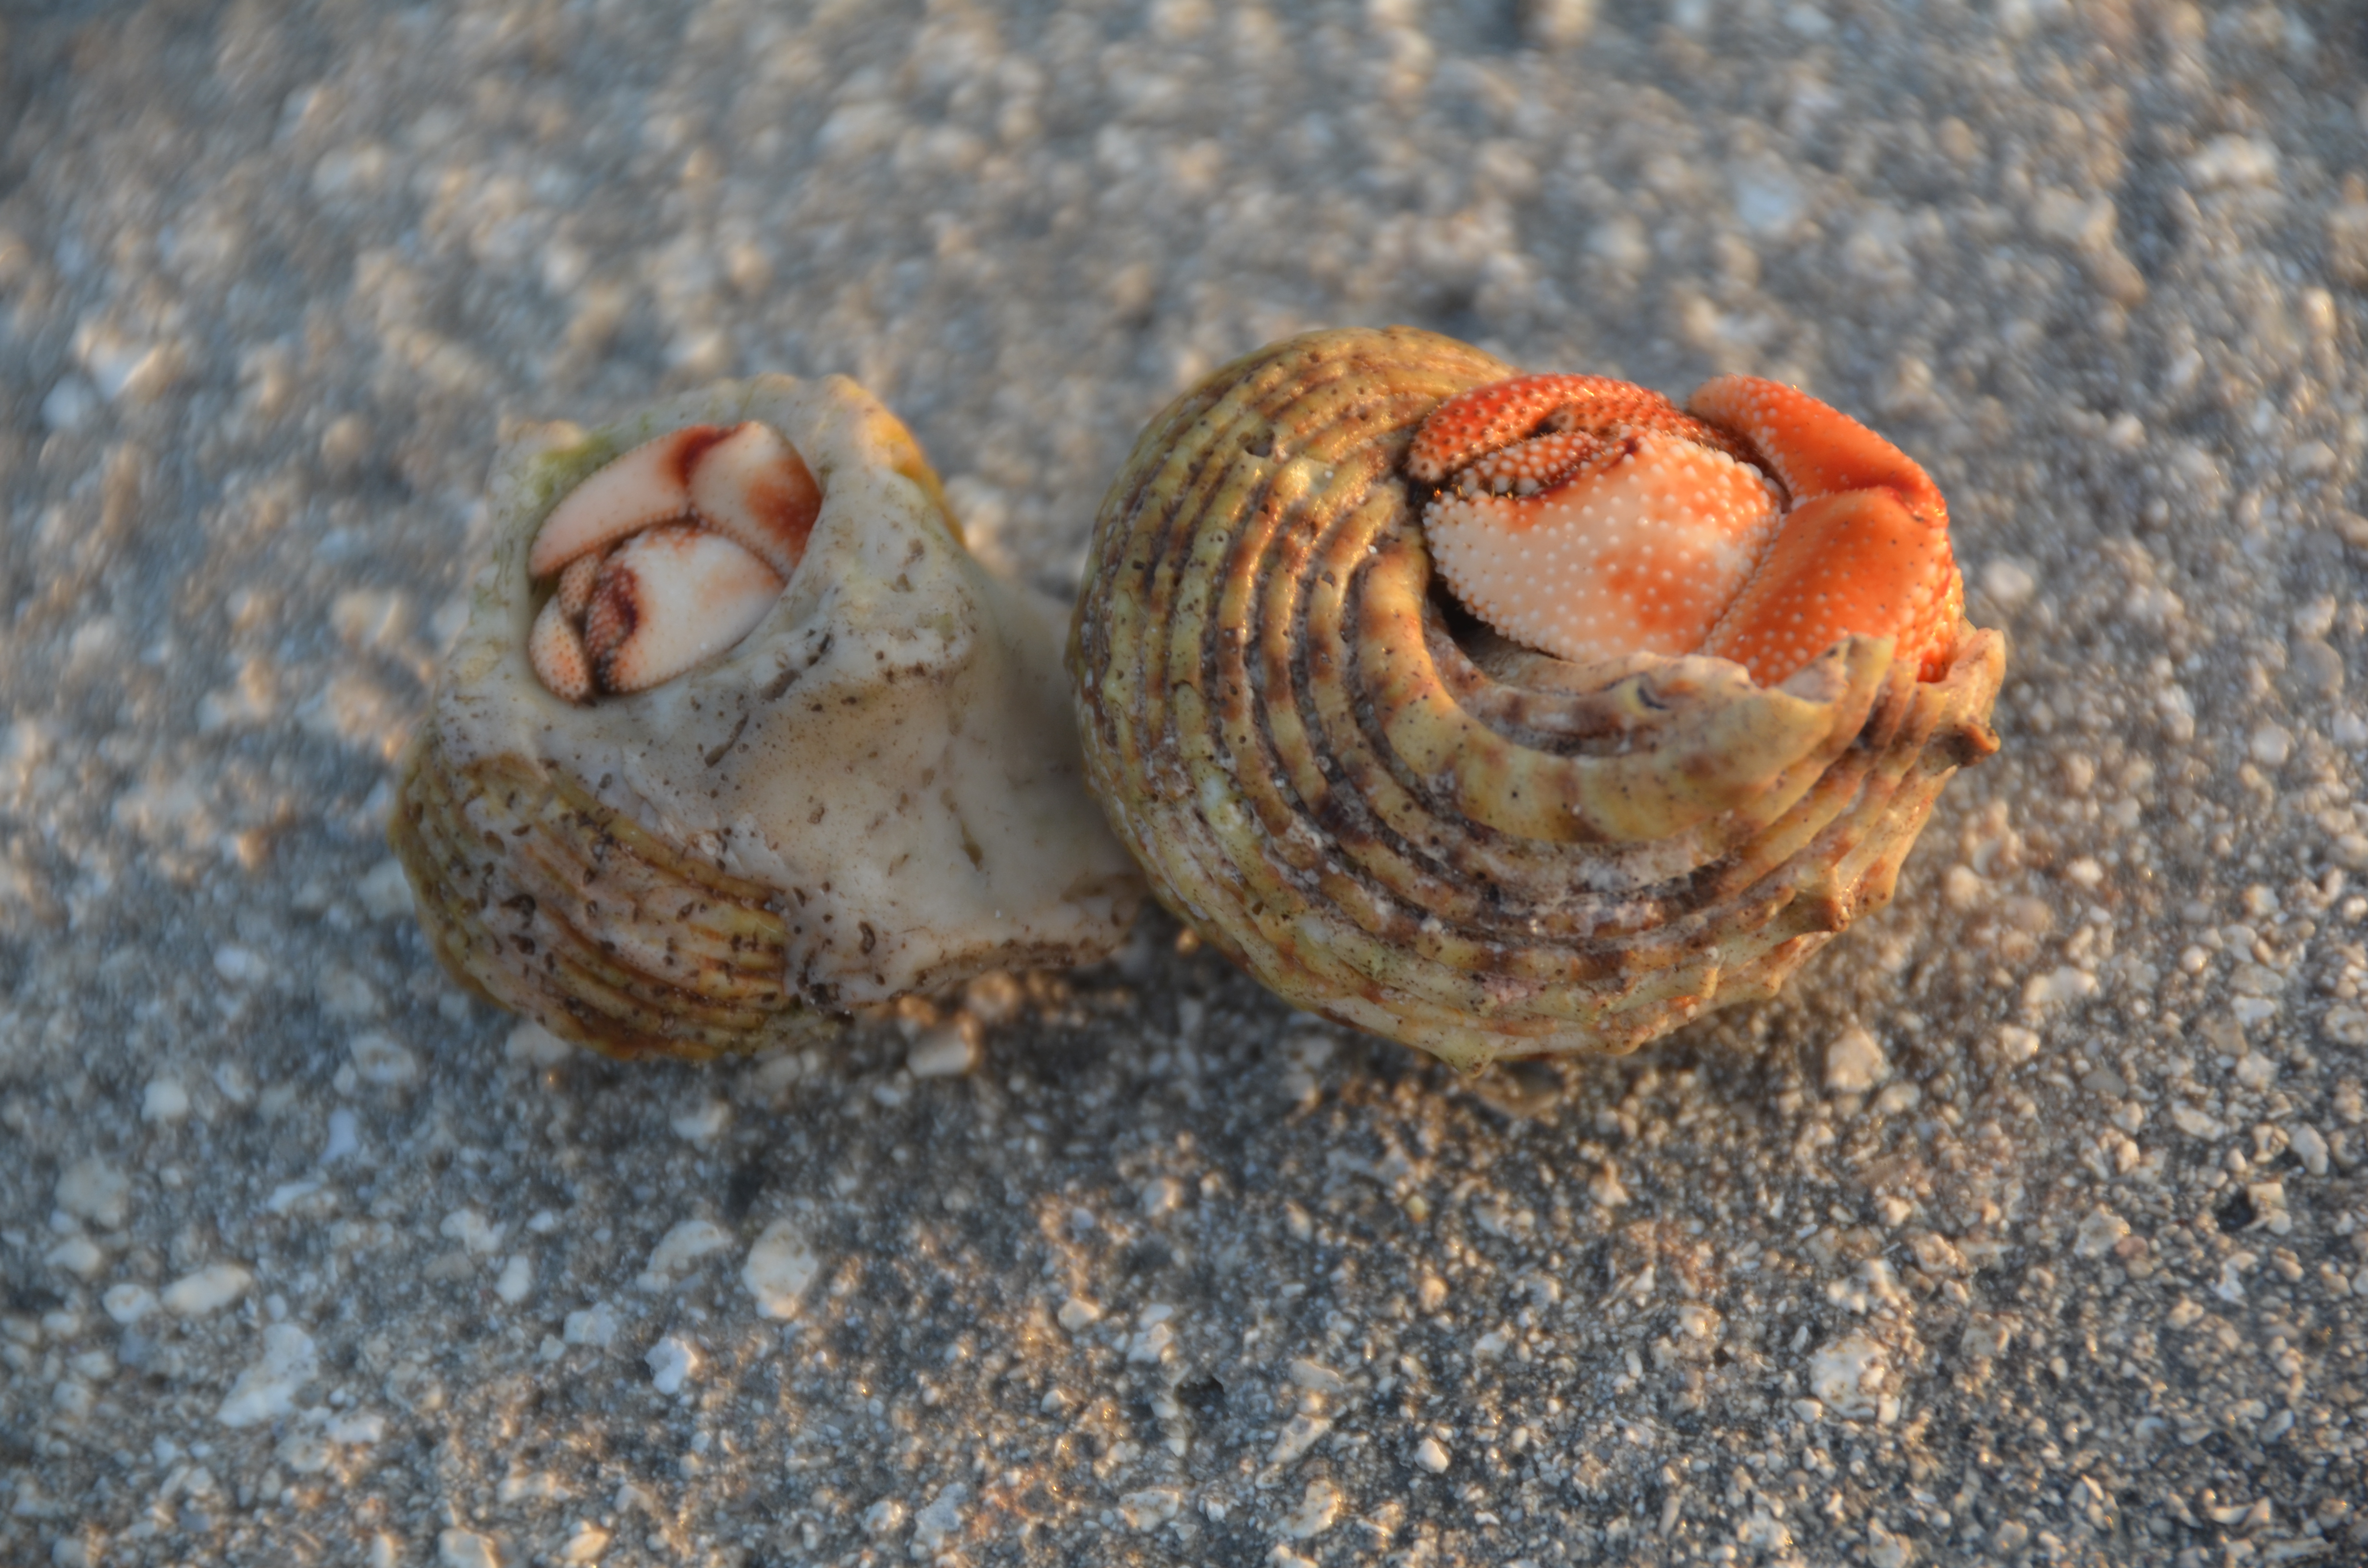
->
[[395, 375, 1145, 1058]]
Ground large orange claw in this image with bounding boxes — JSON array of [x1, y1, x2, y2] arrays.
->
[[1410, 371, 1961, 686], [1688, 376, 1959, 684], [1699, 488, 1960, 684]]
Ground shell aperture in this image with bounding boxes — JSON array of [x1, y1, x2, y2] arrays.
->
[[1411, 372, 1962, 687], [525, 421, 822, 701]]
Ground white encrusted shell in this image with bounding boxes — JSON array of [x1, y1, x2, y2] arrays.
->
[[396, 374, 1144, 1058]]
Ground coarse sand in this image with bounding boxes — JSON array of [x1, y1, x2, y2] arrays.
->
[[5, 1, 2368, 1565]]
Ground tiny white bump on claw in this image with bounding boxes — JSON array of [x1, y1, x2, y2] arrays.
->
[[583, 524, 786, 695]]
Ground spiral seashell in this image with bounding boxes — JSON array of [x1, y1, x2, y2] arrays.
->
[[394, 375, 1145, 1061], [1069, 327, 2003, 1067]]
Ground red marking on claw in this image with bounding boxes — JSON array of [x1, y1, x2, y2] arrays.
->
[[687, 421, 822, 579]]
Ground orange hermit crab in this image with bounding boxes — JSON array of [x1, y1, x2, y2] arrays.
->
[[1070, 327, 2002, 1067], [1409, 371, 1964, 688]]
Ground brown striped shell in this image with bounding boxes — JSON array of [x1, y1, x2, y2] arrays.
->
[[1068, 327, 2003, 1067], [394, 376, 1144, 1061]]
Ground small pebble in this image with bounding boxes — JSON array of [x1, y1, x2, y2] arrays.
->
[[358, 858, 414, 919], [44, 1235, 104, 1278], [347, 1031, 419, 1087], [140, 1077, 190, 1124], [162, 1264, 253, 1317], [645, 1335, 698, 1394], [668, 1098, 729, 1141], [638, 1219, 731, 1288], [1824, 1027, 1887, 1093], [906, 1020, 980, 1078], [741, 1221, 820, 1321], [436, 1528, 501, 1568], [101, 1284, 156, 1325], [494, 1256, 533, 1305], [54, 1159, 131, 1229], [216, 1323, 318, 1428], [561, 1303, 619, 1348]]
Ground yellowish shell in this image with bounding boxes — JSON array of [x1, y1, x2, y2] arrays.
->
[[1069, 327, 2003, 1068], [396, 375, 1144, 1061]]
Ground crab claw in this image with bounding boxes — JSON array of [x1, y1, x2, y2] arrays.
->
[[1413, 374, 1786, 667], [685, 421, 822, 580], [1405, 374, 1725, 485], [1411, 371, 1960, 687], [1688, 377, 1959, 685], [524, 420, 824, 701], [529, 424, 719, 577], [1699, 488, 1960, 686], [1687, 377, 1942, 521], [580, 524, 786, 695], [528, 594, 595, 703]]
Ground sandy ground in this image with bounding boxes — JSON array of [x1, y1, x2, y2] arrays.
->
[[5, 1, 2368, 1565]]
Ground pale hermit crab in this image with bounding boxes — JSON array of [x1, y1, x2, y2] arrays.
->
[[393, 376, 1143, 1060], [1069, 327, 2003, 1067]]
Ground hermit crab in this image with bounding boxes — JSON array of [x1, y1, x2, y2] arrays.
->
[[1069, 327, 2003, 1067], [393, 376, 1143, 1060]]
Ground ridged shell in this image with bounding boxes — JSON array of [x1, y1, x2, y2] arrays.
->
[[395, 375, 1144, 1061], [1069, 327, 2004, 1068]]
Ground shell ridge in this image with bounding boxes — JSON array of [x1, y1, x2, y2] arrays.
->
[[1208, 431, 1485, 994]]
